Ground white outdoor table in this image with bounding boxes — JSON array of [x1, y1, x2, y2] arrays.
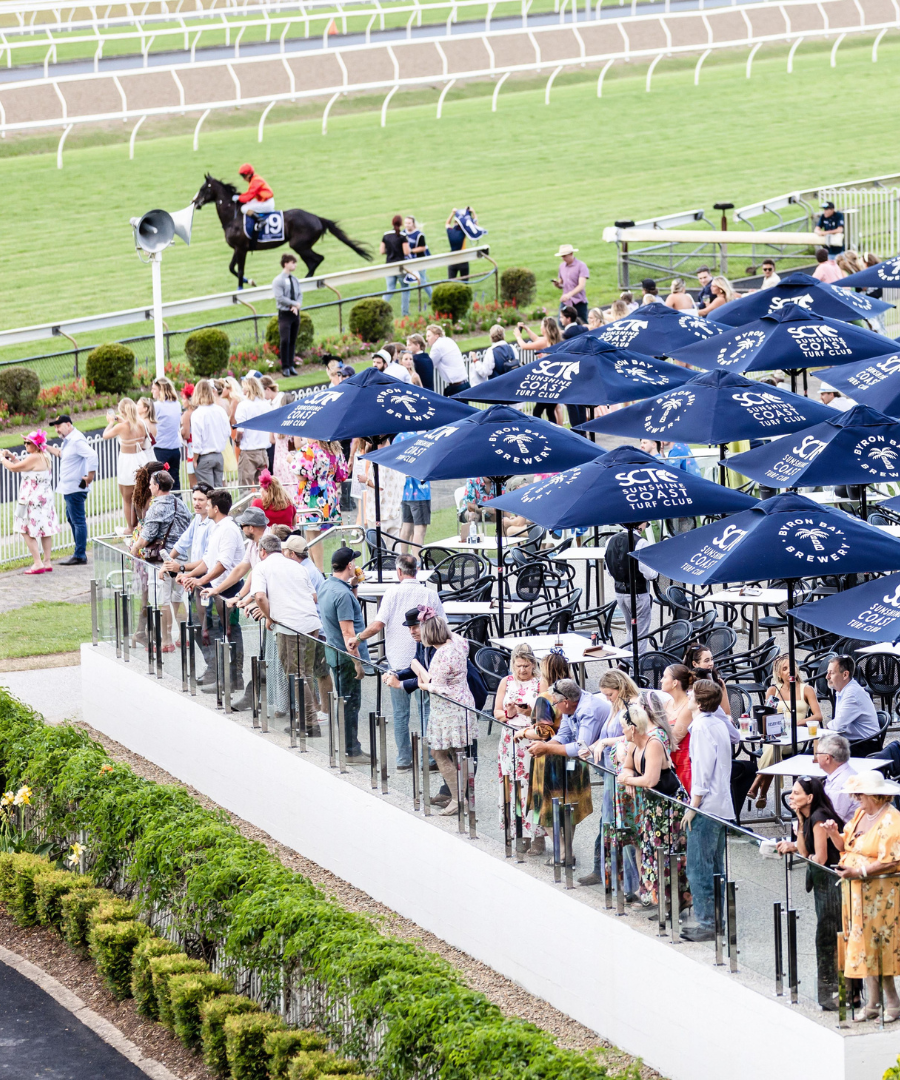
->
[[421, 534, 526, 553], [757, 755, 888, 777], [489, 632, 630, 684], [707, 587, 788, 646], [443, 599, 529, 632], [877, 524, 900, 538], [858, 641, 900, 656], [551, 546, 608, 607]]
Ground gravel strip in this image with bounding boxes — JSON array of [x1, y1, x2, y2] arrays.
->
[[71, 719, 660, 1079]]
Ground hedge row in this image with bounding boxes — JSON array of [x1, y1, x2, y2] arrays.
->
[[0, 689, 627, 1080]]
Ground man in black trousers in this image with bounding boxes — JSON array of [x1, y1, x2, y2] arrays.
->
[[271, 253, 301, 376]]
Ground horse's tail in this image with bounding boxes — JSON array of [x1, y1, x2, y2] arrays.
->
[[320, 217, 373, 263]]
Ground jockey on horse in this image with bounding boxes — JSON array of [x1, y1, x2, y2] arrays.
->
[[233, 163, 274, 241]]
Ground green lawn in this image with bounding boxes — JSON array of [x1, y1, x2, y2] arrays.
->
[[0, 601, 91, 658], [1, 35, 898, 339]]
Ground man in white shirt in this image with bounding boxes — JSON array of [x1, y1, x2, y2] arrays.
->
[[425, 324, 470, 397], [759, 260, 781, 289], [234, 378, 272, 487], [683, 679, 735, 942], [372, 348, 412, 383], [250, 534, 325, 736], [191, 380, 233, 488], [825, 656, 880, 741], [815, 734, 858, 822], [349, 554, 443, 769]]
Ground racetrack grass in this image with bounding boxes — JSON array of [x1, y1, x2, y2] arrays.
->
[[0, 600, 92, 658], [1, 33, 898, 336]]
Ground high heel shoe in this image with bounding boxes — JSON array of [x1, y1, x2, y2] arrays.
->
[[440, 801, 459, 816], [885, 1006, 900, 1024], [853, 1005, 881, 1022]]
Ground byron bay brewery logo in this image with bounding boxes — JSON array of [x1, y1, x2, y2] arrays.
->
[[875, 257, 900, 284], [488, 426, 552, 466], [715, 330, 765, 368], [521, 468, 582, 503], [643, 390, 695, 434], [375, 387, 436, 425], [852, 435, 900, 479], [678, 314, 717, 338], [777, 517, 849, 563], [612, 357, 671, 384]]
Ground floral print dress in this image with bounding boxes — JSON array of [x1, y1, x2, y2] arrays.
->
[[839, 805, 900, 978], [14, 470, 60, 539], [497, 675, 541, 840], [290, 441, 348, 528], [427, 635, 476, 750], [634, 728, 689, 907]]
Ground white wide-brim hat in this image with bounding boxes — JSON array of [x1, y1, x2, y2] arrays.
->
[[554, 244, 578, 258], [844, 773, 900, 797]]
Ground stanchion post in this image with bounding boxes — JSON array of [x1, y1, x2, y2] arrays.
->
[[378, 714, 388, 793], [288, 674, 298, 749], [114, 590, 122, 658], [223, 640, 232, 714], [773, 902, 784, 996], [727, 880, 738, 973], [328, 691, 336, 768], [214, 640, 224, 709], [411, 732, 420, 811], [179, 619, 188, 692], [614, 835, 625, 914], [258, 657, 269, 732], [188, 624, 197, 695], [154, 608, 163, 678], [337, 696, 347, 773], [369, 712, 378, 789], [456, 752, 466, 835], [551, 797, 561, 883], [563, 803, 575, 891], [146, 605, 155, 676], [714, 872, 725, 965], [657, 849, 667, 937], [466, 751, 476, 839], [122, 595, 130, 662], [251, 657, 261, 728], [787, 908, 798, 1002]]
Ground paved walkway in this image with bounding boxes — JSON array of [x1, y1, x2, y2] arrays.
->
[[0, 559, 94, 615]]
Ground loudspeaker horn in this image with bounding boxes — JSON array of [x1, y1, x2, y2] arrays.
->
[[131, 209, 175, 253], [170, 203, 194, 246]]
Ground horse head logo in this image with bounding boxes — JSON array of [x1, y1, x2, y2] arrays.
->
[[883, 582, 900, 608], [711, 524, 747, 552], [791, 435, 827, 461]]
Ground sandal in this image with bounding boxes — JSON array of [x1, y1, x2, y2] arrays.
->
[[162, 644, 176, 653], [23, 567, 45, 575]]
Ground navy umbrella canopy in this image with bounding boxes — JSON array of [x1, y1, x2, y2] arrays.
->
[[834, 255, 900, 290], [709, 272, 893, 328], [455, 338, 693, 407], [818, 351, 900, 417], [790, 573, 900, 645], [588, 303, 725, 357], [671, 303, 898, 377], [726, 405, 900, 502]]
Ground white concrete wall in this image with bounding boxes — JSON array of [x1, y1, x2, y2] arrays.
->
[[82, 646, 900, 1080]]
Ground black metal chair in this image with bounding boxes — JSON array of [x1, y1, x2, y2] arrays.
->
[[850, 710, 890, 758], [455, 613, 492, 647], [705, 625, 737, 661], [421, 546, 455, 570], [718, 638, 779, 702], [867, 511, 892, 527], [571, 600, 618, 643], [637, 650, 680, 690], [363, 527, 400, 571], [727, 683, 755, 721], [665, 585, 699, 622], [474, 646, 510, 731], [658, 619, 693, 657], [432, 553, 489, 595], [856, 654, 900, 712], [520, 609, 573, 636]]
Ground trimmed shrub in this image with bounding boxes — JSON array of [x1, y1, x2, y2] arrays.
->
[[60, 888, 113, 950], [87, 897, 135, 927], [170, 972, 232, 1049], [265, 314, 315, 358], [500, 267, 537, 308], [131, 935, 182, 1018], [265, 1030, 329, 1079], [185, 328, 231, 378], [225, 1011, 285, 1080], [35, 870, 95, 932], [348, 299, 393, 343], [0, 367, 41, 415], [430, 283, 472, 322], [85, 344, 135, 396], [0, 852, 42, 905], [200, 994, 261, 1078], [88, 919, 150, 999], [286, 1051, 361, 1079], [9, 854, 53, 927], [150, 954, 208, 1029]]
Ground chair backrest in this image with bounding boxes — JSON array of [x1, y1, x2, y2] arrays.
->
[[421, 546, 455, 570], [660, 619, 692, 654], [455, 613, 492, 646], [727, 683, 753, 719], [705, 626, 737, 660], [665, 585, 694, 622], [444, 553, 488, 593], [810, 652, 838, 700], [857, 654, 900, 696], [520, 524, 547, 554], [868, 512, 892, 527], [474, 647, 509, 691], [514, 561, 546, 602], [364, 527, 398, 570], [687, 609, 716, 642], [638, 651, 674, 690]]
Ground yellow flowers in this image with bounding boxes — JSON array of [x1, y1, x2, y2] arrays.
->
[[12, 786, 31, 807], [0, 792, 13, 808], [66, 842, 86, 868]]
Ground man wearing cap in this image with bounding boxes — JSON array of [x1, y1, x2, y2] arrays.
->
[[318, 547, 370, 762], [348, 554, 443, 770], [46, 415, 98, 566], [235, 163, 274, 240], [552, 245, 590, 323], [372, 349, 411, 383], [814, 201, 845, 257], [283, 532, 325, 595], [819, 381, 856, 412]]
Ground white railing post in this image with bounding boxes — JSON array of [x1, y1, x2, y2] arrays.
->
[[193, 107, 210, 149], [128, 113, 146, 158], [56, 122, 73, 168], [491, 69, 509, 110], [645, 51, 662, 91], [436, 77, 455, 117]]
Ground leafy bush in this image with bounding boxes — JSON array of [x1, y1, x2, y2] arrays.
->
[[225, 1011, 285, 1080], [35, 870, 95, 932], [89, 919, 149, 999], [170, 972, 232, 1049], [348, 299, 393, 343], [0, 367, 41, 415], [185, 328, 231, 378], [131, 935, 182, 1018], [9, 853, 53, 927], [286, 1051, 361, 1079], [200, 994, 261, 1077], [265, 1030, 329, 1079], [431, 283, 472, 322], [500, 267, 537, 308], [265, 314, 315, 359], [86, 344, 135, 396], [88, 897, 135, 927], [150, 954, 209, 1029], [0, 852, 39, 905], [60, 888, 112, 950]]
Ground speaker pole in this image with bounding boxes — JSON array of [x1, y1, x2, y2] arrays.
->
[[150, 251, 165, 380]]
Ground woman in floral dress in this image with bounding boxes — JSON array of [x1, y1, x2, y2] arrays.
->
[[494, 644, 541, 851], [0, 430, 60, 574], [410, 614, 476, 818], [290, 438, 348, 571]]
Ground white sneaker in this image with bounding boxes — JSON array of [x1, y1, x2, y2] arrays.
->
[[317, 711, 329, 722]]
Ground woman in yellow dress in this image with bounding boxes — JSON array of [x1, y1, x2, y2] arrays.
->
[[824, 772, 900, 1022]]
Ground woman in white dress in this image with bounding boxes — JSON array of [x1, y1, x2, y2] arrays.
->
[[494, 644, 542, 850], [0, 430, 60, 574], [103, 398, 152, 529]]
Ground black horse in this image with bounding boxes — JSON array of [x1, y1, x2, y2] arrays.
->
[[193, 174, 372, 288]]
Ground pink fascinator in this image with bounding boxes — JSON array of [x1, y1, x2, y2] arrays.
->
[[417, 604, 437, 622], [25, 430, 47, 450], [259, 469, 273, 489]]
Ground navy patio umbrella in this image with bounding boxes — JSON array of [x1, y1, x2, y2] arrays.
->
[[488, 445, 757, 666], [671, 303, 899, 392], [635, 491, 900, 747], [817, 350, 900, 417], [726, 404, 900, 515], [238, 367, 477, 579], [361, 404, 601, 629], [834, 255, 900, 291], [709, 272, 893, 328], [578, 369, 835, 485], [455, 337, 693, 409], [585, 303, 725, 357], [790, 573, 900, 645]]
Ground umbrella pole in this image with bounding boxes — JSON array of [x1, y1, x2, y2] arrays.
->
[[802, 369, 809, 398], [790, 370, 797, 396], [628, 525, 640, 676], [719, 443, 727, 488], [493, 479, 505, 637], [787, 579, 798, 754], [373, 462, 383, 584], [862, 486, 869, 521]]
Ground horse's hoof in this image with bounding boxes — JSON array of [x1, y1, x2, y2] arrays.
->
[[248, 279, 256, 287]]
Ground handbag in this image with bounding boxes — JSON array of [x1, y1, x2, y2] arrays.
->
[[143, 512, 177, 563]]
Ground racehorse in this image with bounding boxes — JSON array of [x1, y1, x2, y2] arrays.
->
[[193, 174, 372, 288]]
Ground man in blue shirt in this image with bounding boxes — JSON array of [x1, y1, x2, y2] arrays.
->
[[825, 656, 879, 741], [394, 430, 432, 552], [318, 546, 370, 762], [47, 415, 98, 565], [814, 202, 845, 257], [662, 440, 703, 478]]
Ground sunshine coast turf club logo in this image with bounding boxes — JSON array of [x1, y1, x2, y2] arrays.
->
[[395, 425, 454, 465], [762, 435, 827, 484], [488, 426, 552, 466], [778, 517, 849, 564], [285, 389, 343, 425], [852, 436, 900, 478], [846, 581, 900, 636], [845, 354, 900, 391], [730, 390, 808, 429], [518, 359, 580, 401], [643, 390, 696, 434], [715, 330, 765, 367], [678, 315, 717, 338], [680, 522, 747, 578], [614, 466, 691, 512], [767, 293, 815, 315], [520, 468, 581, 503], [611, 357, 672, 384], [786, 325, 852, 359], [374, 387, 436, 424], [600, 319, 647, 348]]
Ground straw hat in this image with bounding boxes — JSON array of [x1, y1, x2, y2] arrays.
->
[[844, 772, 900, 797], [554, 244, 578, 258]]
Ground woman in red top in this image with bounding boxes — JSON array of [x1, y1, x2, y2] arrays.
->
[[251, 470, 296, 527], [661, 664, 694, 795]]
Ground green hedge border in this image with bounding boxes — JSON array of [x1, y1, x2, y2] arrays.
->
[[0, 689, 631, 1080]]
